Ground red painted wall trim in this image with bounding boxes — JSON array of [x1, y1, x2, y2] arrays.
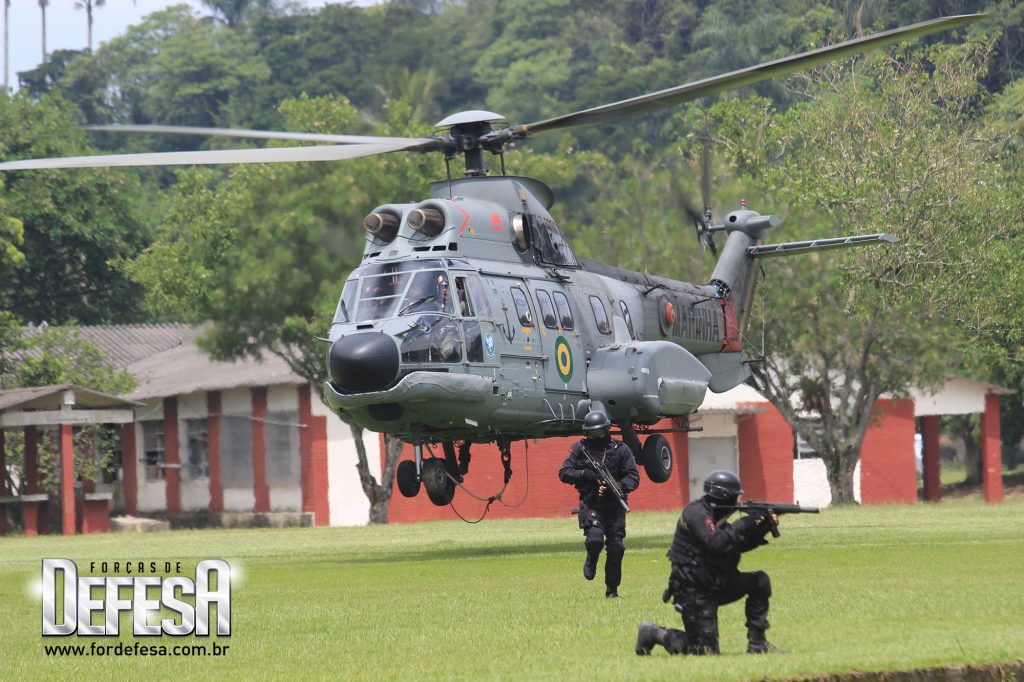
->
[[859, 399, 916, 504], [251, 387, 270, 513], [737, 403, 794, 502], [311, 412, 329, 526], [298, 385, 314, 516], [207, 391, 224, 513], [163, 397, 181, 516]]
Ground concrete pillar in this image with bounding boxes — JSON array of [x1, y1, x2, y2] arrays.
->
[[207, 391, 223, 513], [252, 387, 270, 513], [980, 393, 1003, 504], [121, 422, 137, 515], [164, 397, 181, 516], [298, 384, 314, 517], [60, 423, 75, 536], [921, 415, 941, 502]]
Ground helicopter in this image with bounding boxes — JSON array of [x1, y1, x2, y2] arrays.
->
[[0, 14, 980, 508]]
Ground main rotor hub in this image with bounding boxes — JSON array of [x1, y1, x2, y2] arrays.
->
[[435, 111, 514, 177]]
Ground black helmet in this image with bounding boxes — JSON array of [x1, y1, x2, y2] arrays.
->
[[582, 410, 612, 439], [703, 470, 743, 505]]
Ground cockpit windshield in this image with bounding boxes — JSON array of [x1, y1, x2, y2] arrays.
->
[[333, 260, 455, 323]]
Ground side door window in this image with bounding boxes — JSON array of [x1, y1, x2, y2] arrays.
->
[[552, 291, 574, 331], [535, 289, 558, 329], [589, 295, 612, 335], [510, 286, 535, 327], [619, 300, 635, 339]]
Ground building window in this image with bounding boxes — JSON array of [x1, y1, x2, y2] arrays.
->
[[221, 416, 254, 487], [266, 411, 300, 485], [185, 418, 209, 481], [142, 421, 164, 482]]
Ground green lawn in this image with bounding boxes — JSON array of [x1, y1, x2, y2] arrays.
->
[[1, 500, 1022, 681]]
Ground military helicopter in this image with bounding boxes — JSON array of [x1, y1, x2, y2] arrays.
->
[[0, 14, 979, 508]]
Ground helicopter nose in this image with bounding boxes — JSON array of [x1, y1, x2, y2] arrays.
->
[[328, 333, 400, 392]]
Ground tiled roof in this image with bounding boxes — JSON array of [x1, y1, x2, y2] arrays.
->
[[75, 324, 197, 368]]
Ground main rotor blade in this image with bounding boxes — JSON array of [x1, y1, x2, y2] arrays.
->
[[84, 123, 435, 147], [0, 139, 433, 171], [516, 14, 982, 136]]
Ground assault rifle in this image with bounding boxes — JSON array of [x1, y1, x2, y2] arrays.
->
[[718, 501, 819, 537], [579, 448, 630, 513]]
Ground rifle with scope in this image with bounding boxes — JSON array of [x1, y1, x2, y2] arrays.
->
[[718, 501, 819, 537]]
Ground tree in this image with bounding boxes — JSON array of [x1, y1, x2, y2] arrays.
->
[[0, 94, 150, 324], [38, 0, 48, 63], [201, 0, 280, 29], [712, 43, 1022, 502]]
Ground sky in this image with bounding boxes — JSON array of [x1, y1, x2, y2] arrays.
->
[[3, 0, 339, 89]]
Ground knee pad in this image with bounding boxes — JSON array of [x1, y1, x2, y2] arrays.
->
[[585, 538, 604, 556], [606, 539, 625, 562], [754, 571, 772, 598]]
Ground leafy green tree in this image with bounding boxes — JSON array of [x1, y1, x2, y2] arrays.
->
[[712, 43, 1022, 502], [0, 93, 149, 324]]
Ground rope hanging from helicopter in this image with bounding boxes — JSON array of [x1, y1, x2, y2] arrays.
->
[[441, 439, 531, 524]]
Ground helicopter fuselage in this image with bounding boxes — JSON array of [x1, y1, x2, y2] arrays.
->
[[323, 175, 759, 445]]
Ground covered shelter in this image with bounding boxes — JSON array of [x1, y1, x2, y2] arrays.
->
[[0, 383, 141, 535], [911, 377, 1014, 503]]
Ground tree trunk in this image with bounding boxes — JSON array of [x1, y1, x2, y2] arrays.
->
[[342, 414, 406, 524], [824, 445, 860, 504]]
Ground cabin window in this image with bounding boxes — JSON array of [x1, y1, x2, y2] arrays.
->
[[590, 296, 612, 335], [535, 289, 558, 329], [463, 321, 484, 362], [510, 286, 534, 326], [553, 291, 574, 330], [619, 301, 635, 338]]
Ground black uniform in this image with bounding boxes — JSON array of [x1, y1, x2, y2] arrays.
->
[[558, 436, 640, 595], [660, 497, 773, 654]]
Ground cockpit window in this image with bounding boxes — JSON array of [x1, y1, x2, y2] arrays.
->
[[350, 264, 453, 322], [333, 279, 358, 323]]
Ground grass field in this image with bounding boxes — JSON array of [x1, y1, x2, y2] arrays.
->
[[1, 500, 1022, 681]]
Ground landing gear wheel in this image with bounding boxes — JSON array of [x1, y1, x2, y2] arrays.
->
[[396, 460, 421, 498], [421, 458, 455, 506], [642, 434, 673, 483]]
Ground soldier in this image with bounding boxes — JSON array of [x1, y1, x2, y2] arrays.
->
[[635, 470, 781, 655], [559, 410, 640, 598]]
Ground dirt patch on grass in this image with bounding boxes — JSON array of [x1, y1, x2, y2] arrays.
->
[[791, 660, 1024, 681]]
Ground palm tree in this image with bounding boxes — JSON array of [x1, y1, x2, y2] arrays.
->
[[39, 0, 48, 63], [74, 0, 107, 52], [201, 0, 279, 29], [3, 0, 10, 91]]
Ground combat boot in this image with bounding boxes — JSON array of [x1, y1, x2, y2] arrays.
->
[[747, 628, 787, 654], [583, 556, 597, 581], [635, 621, 688, 655]]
